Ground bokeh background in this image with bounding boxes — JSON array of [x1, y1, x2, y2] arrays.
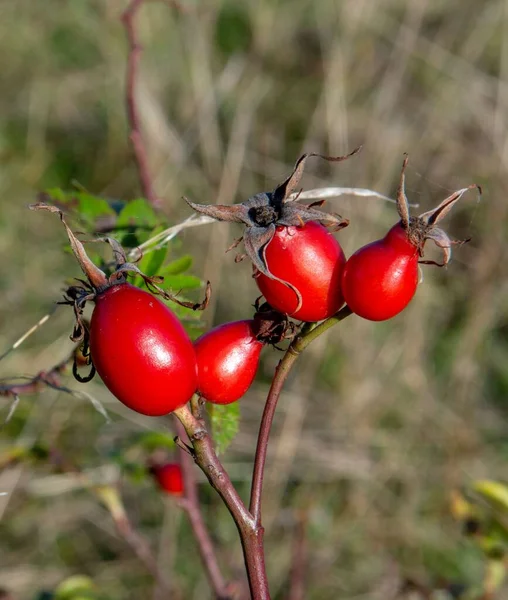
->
[[1, 1, 508, 598]]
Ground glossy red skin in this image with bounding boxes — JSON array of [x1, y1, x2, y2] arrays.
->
[[90, 283, 197, 416], [195, 320, 262, 405], [255, 221, 346, 322], [153, 463, 184, 495], [341, 223, 419, 321]]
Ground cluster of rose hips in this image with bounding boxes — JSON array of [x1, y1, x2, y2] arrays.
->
[[31, 152, 478, 420]]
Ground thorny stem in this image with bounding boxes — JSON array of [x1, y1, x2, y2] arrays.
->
[[174, 403, 269, 600], [174, 419, 233, 600], [249, 305, 353, 525], [121, 0, 160, 208]]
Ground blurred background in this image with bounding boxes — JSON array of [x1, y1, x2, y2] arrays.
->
[[1, 0, 508, 598]]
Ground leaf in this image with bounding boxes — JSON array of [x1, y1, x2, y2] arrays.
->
[[42, 189, 115, 229], [159, 274, 201, 291], [210, 402, 240, 455], [133, 246, 168, 287], [54, 575, 96, 600], [117, 198, 158, 229], [137, 431, 175, 452], [474, 480, 508, 512], [76, 193, 115, 225], [161, 255, 193, 275]]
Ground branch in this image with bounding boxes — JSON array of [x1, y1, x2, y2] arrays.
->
[[0, 346, 110, 424], [173, 403, 270, 600], [249, 306, 352, 525], [121, 0, 160, 208], [174, 419, 234, 600]]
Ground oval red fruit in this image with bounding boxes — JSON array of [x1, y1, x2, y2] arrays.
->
[[195, 320, 263, 405], [90, 283, 197, 416], [152, 463, 184, 496], [341, 223, 419, 321], [255, 221, 346, 322]]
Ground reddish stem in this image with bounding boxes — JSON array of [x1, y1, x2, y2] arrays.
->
[[174, 405, 270, 600], [175, 420, 233, 600], [249, 306, 352, 525], [121, 0, 160, 208]]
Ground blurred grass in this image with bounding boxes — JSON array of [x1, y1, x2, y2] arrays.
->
[[1, 0, 508, 598]]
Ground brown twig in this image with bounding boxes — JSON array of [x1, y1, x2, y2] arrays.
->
[[174, 419, 234, 600], [0, 355, 70, 399], [121, 0, 160, 208], [174, 404, 269, 600]]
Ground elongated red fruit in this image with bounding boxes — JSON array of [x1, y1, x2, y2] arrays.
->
[[255, 222, 346, 322], [195, 320, 263, 405], [341, 224, 418, 321], [341, 156, 479, 321], [90, 283, 197, 416]]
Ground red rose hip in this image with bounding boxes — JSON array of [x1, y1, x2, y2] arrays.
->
[[341, 156, 479, 321], [195, 320, 263, 405], [255, 221, 346, 322], [90, 283, 197, 416], [341, 224, 418, 321]]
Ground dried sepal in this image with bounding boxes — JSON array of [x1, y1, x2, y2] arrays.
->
[[252, 300, 297, 347], [29, 203, 108, 290], [112, 262, 211, 311], [395, 156, 481, 266], [185, 148, 360, 290], [271, 147, 362, 206]]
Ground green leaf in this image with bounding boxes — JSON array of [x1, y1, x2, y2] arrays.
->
[[474, 480, 508, 512], [210, 402, 240, 455], [44, 187, 67, 203], [117, 198, 158, 229], [161, 255, 193, 275], [136, 431, 175, 452], [133, 246, 168, 287], [76, 193, 115, 224], [159, 274, 201, 291], [55, 575, 96, 599]]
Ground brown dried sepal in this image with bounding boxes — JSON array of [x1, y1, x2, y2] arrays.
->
[[395, 156, 481, 266], [252, 299, 297, 347], [185, 148, 360, 287]]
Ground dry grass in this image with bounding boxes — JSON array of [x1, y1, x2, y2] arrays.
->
[[1, 1, 508, 598]]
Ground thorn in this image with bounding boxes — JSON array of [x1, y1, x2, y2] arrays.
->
[[174, 436, 195, 456]]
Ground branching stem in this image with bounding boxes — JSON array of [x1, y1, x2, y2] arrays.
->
[[249, 305, 352, 524]]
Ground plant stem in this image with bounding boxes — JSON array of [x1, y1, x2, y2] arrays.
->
[[174, 306, 352, 598], [174, 419, 233, 600], [249, 305, 352, 524], [121, 0, 160, 208], [174, 404, 270, 599]]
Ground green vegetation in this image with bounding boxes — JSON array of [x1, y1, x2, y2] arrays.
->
[[1, 1, 507, 598]]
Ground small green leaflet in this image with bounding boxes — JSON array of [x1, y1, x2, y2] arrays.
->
[[132, 245, 168, 287], [474, 480, 508, 512], [161, 255, 193, 275], [159, 274, 201, 291], [43, 188, 115, 229], [210, 402, 240, 455], [117, 198, 158, 229], [136, 431, 176, 452]]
